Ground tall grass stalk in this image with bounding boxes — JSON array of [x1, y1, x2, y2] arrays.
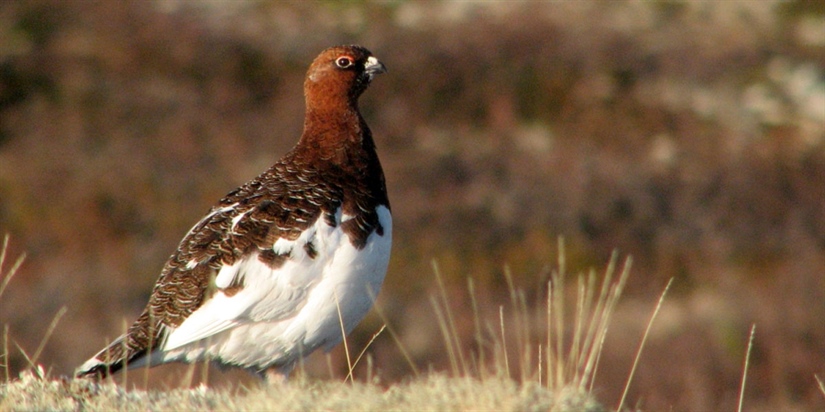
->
[[0, 234, 27, 383], [333, 292, 354, 383], [467, 278, 486, 379], [0, 235, 26, 301], [0, 235, 30, 382], [348, 325, 386, 382], [815, 374, 825, 398], [30, 307, 67, 373], [547, 247, 632, 395], [498, 306, 509, 379], [3, 325, 9, 382], [426, 238, 640, 404], [617, 277, 673, 410], [371, 299, 420, 377], [737, 324, 757, 412], [432, 260, 468, 377]]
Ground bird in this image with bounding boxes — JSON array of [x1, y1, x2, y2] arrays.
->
[[75, 45, 390, 383]]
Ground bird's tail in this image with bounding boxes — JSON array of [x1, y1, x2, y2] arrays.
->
[[75, 335, 133, 379], [75, 311, 160, 380]]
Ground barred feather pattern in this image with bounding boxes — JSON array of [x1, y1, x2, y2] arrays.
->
[[76, 45, 390, 379]]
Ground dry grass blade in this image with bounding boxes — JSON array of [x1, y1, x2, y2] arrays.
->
[[0, 235, 26, 301], [30, 307, 67, 371], [738, 324, 757, 412], [815, 374, 825, 398], [502, 266, 531, 382], [119, 320, 129, 388], [432, 260, 468, 376], [0, 234, 21, 383], [333, 292, 354, 383], [467, 278, 487, 379], [544, 279, 553, 390], [182, 358, 197, 388], [3, 325, 9, 382], [349, 325, 387, 380], [580, 257, 618, 382], [371, 300, 420, 377], [550, 268, 565, 388], [582, 254, 628, 392], [617, 276, 672, 411], [430, 294, 459, 376], [568, 272, 587, 386], [541, 239, 634, 396], [13, 343, 40, 379], [498, 306, 509, 379], [569, 270, 595, 386]]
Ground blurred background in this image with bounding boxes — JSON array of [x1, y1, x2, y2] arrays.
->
[[1, 0, 823, 410]]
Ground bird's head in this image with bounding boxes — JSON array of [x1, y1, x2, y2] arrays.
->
[[304, 45, 387, 108]]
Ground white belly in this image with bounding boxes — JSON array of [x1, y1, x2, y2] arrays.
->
[[156, 206, 392, 372]]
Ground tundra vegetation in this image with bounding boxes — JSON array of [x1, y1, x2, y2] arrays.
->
[[0, 1, 823, 410]]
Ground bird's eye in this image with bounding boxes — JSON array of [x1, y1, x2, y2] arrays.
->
[[335, 56, 353, 68]]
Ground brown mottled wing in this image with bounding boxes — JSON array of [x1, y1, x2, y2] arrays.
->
[[148, 158, 337, 333], [78, 157, 337, 377], [78, 132, 387, 378]]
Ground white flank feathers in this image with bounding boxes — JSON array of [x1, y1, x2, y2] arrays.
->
[[158, 206, 392, 370]]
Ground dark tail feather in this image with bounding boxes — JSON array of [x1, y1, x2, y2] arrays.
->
[[75, 311, 158, 379], [75, 335, 132, 379]]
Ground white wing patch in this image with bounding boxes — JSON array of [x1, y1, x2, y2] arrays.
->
[[214, 260, 242, 289], [272, 237, 293, 256], [162, 209, 342, 352]]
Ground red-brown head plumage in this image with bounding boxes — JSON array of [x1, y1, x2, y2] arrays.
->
[[304, 45, 387, 116]]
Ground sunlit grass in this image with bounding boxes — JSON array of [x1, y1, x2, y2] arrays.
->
[[3, 236, 764, 411], [1, 234, 26, 382]]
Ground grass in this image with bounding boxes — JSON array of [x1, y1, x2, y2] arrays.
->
[[3, 235, 793, 411], [738, 324, 756, 412], [1, 370, 603, 411]]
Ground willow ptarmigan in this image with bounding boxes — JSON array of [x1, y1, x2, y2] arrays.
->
[[75, 45, 390, 382]]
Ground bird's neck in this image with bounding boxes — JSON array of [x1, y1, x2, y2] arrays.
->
[[297, 102, 372, 165]]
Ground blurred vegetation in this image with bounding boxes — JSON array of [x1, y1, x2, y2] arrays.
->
[[0, 0, 823, 410]]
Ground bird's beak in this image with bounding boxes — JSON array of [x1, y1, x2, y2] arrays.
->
[[364, 56, 387, 77]]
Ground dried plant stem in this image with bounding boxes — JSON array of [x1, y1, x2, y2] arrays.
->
[[430, 295, 458, 376], [3, 325, 9, 382], [545, 280, 553, 390], [371, 301, 419, 377], [333, 292, 354, 383], [738, 324, 757, 412], [814, 374, 825, 398], [432, 261, 468, 376], [467, 278, 486, 379], [499, 306, 509, 379], [349, 325, 386, 380], [120, 320, 129, 388], [31, 307, 67, 369], [0, 234, 26, 300], [618, 277, 672, 411]]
